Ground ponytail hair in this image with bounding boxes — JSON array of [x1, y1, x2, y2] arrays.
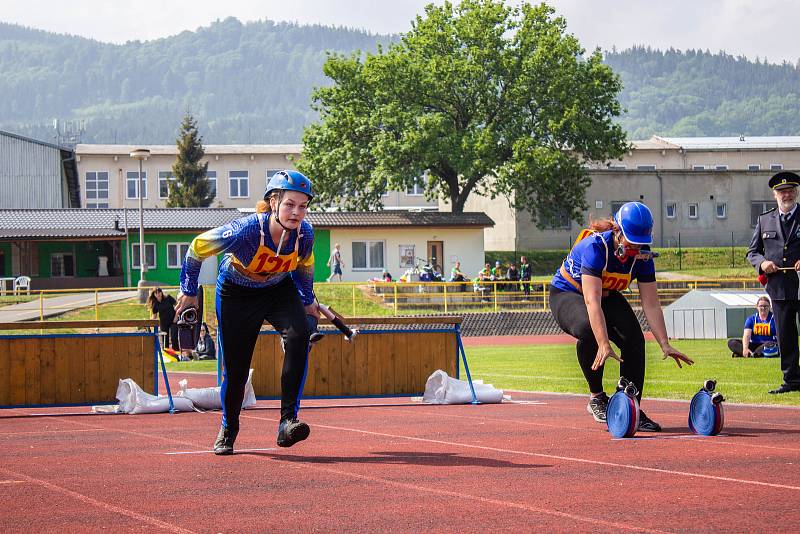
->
[[589, 215, 619, 233]]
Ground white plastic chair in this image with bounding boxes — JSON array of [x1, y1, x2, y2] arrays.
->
[[13, 275, 31, 295]]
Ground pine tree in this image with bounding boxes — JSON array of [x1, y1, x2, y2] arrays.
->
[[168, 112, 213, 207]]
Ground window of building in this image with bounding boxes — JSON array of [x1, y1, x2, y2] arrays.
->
[[665, 202, 677, 219], [229, 170, 249, 198], [352, 240, 385, 270], [206, 170, 217, 199], [771, 163, 784, 171], [688, 203, 699, 219], [748, 164, 761, 171], [751, 201, 778, 226], [126, 171, 147, 199], [607, 164, 627, 171], [716, 202, 727, 218], [406, 176, 425, 196], [50, 253, 75, 277], [85, 171, 109, 209], [636, 165, 657, 171], [131, 243, 156, 269], [714, 165, 729, 171], [543, 207, 571, 229], [167, 243, 190, 268], [692, 165, 705, 171], [158, 171, 174, 198]]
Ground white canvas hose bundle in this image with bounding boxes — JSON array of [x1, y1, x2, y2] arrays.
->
[[91, 370, 257, 414], [422, 370, 505, 404]]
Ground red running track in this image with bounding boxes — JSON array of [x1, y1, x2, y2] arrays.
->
[[2, 392, 799, 532]]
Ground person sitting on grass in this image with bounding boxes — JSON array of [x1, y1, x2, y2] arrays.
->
[[193, 322, 217, 361], [728, 296, 779, 358]]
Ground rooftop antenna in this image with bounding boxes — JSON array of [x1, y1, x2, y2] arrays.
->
[[739, 134, 745, 142]]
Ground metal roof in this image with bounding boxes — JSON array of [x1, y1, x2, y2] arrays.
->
[[308, 211, 494, 228], [75, 144, 303, 156], [0, 208, 493, 240], [654, 136, 800, 151], [0, 129, 69, 151]]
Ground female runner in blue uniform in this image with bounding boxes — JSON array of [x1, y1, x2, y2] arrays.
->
[[176, 170, 319, 454], [549, 202, 694, 431]]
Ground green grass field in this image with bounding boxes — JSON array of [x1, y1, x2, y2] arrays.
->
[[466, 339, 799, 406], [164, 338, 800, 406]]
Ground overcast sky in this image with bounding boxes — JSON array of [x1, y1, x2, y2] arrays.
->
[[3, 0, 798, 64]]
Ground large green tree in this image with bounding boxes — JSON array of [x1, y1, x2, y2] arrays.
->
[[168, 112, 214, 207], [298, 0, 628, 225]]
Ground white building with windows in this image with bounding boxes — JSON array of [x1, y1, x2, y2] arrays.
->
[[74, 144, 439, 211], [454, 136, 800, 250]]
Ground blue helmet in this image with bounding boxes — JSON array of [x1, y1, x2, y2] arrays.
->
[[762, 343, 779, 357], [614, 202, 653, 245], [264, 170, 314, 200]]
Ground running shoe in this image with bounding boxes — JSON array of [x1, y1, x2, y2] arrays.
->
[[277, 418, 310, 447], [638, 410, 662, 432], [213, 425, 238, 455], [587, 392, 609, 423]]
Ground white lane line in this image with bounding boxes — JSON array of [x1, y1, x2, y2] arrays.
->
[[0, 466, 197, 534], [383, 407, 800, 452], [241, 412, 800, 492], [1, 429, 104, 437], [272, 460, 669, 533], [165, 448, 276, 455], [0, 480, 25, 484]]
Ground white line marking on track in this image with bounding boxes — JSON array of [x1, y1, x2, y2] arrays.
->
[[241, 412, 800, 492], [0, 480, 24, 484], [390, 407, 800, 452], [1, 428, 104, 437], [0, 466, 197, 534], [269, 460, 669, 533], [165, 447, 277, 455]]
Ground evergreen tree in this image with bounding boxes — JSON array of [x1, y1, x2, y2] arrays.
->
[[168, 113, 213, 207]]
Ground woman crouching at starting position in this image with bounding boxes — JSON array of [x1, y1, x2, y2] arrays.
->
[[176, 170, 319, 454], [549, 202, 694, 431]]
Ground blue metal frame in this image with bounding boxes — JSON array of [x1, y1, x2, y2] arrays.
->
[[152, 326, 175, 414]]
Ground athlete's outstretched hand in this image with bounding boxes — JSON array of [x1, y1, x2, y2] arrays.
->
[[175, 293, 198, 317], [662, 343, 694, 368], [592, 343, 622, 371]]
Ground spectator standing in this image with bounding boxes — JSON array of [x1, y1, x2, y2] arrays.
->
[[147, 287, 178, 350], [746, 171, 800, 393], [327, 243, 344, 282], [520, 256, 532, 298]]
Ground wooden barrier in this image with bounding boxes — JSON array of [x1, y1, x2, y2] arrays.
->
[[249, 316, 463, 397], [0, 320, 158, 407]]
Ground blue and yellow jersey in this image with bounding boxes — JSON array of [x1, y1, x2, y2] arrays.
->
[[180, 212, 315, 305], [550, 229, 656, 294], [744, 312, 777, 344]]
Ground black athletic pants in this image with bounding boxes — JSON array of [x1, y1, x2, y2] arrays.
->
[[217, 276, 311, 430], [727, 339, 768, 357], [769, 299, 800, 386], [549, 287, 646, 399]]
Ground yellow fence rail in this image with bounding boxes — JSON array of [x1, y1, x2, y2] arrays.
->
[[0, 278, 766, 329]]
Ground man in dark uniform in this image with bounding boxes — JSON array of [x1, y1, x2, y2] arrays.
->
[[747, 171, 800, 393]]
